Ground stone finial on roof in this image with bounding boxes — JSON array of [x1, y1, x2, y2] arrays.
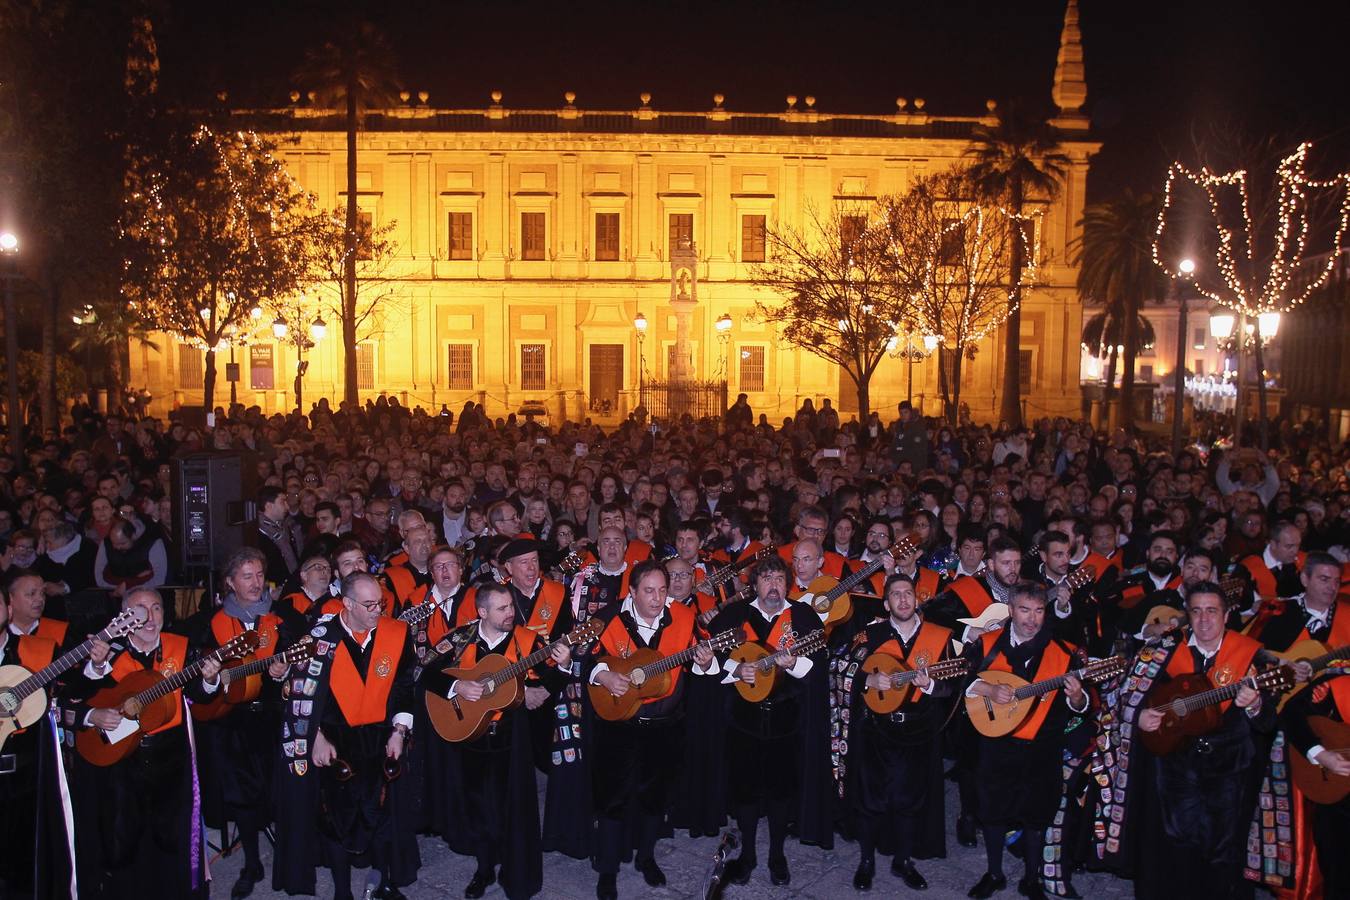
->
[[1052, 0, 1088, 116]]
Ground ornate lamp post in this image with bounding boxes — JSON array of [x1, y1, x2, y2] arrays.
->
[[1, 231, 21, 468], [272, 304, 327, 413], [633, 312, 647, 394], [715, 312, 733, 377], [888, 327, 941, 405]]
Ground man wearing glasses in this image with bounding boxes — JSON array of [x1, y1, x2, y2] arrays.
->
[[776, 506, 847, 579]]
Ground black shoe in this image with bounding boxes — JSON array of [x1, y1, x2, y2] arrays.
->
[[1017, 877, 1047, 900], [636, 857, 666, 887], [596, 873, 618, 900], [968, 872, 1008, 899], [372, 887, 407, 900], [1059, 881, 1082, 900], [957, 814, 979, 848], [769, 855, 790, 886], [231, 864, 264, 900], [853, 858, 875, 891], [725, 856, 756, 885], [464, 869, 495, 899], [892, 858, 928, 891]]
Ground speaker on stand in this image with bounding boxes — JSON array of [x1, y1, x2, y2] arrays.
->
[[172, 452, 256, 617]]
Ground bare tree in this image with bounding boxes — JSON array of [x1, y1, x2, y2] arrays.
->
[[877, 170, 1020, 423], [752, 204, 918, 420], [309, 209, 407, 349]]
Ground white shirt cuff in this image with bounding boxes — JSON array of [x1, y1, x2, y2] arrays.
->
[[588, 661, 611, 686], [201, 676, 220, 694], [787, 655, 812, 679], [83, 660, 110, 680], [392, 713, 414, 732], [1309, 744, 1328, 766]]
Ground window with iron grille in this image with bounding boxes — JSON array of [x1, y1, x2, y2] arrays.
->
[[357, 342, 376, 390], [447, 212, 473, 260], [356, 210, 374, 261], [739, 345, 765, 392], [521, 212, 546, 260], [178, 345, 203, 390], [520, 343, 546, 390], [447, 344, 474, 389], [938, 217, 965, 266], [594, 213, 620, 261], [669, 213, 693, 251], [741, 215, 766, 263], [1019, 348, 1034, 395]]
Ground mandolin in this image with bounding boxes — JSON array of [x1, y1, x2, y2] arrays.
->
[[729, 627, 829, 703], [76, 631, 258, 766], [1139, 663, 1296, 756], [0, 607, 147, 752], [794, 534, 921, 632], [1288, 715, 1350, 805], [862, 655, 969, 714], [694, 545, 777, 596], [425, 619, 603, 743], [589, 628, 741, 722], [966, 654, 1127, 738], [190, 635, 320, 722]]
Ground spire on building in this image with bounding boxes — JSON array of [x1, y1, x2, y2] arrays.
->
[[1051, 0, 1088, 126]]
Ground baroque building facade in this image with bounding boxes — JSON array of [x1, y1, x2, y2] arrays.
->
[[136, 4, 1098, 426]]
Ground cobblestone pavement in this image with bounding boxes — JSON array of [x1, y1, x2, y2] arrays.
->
[[211, 778, 1142, 899]]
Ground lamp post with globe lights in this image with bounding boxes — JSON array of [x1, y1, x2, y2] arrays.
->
[[715, 312, 733, 377], [1, 231, 22, 467], [887, 327, 941, 406], [1171, 257, 1196, 454], [272, 301, 327, 413]]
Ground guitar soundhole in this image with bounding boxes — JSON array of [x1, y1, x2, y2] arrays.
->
[[0, 691, 18, 715], [630, 669, 647, 687]]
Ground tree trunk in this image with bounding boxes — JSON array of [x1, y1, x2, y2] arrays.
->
[[40, 280, 58, 431], [1254, 320, 1270, 451], [939, 347, 953, 422], [107, 343, 125, 414], [203, 347, 217, 413], [950, 345, 965, 426], [854, 368, 871, 422], [1120, 299, 1140, 431], [1000, 176, 1025, 429], [342, 76, 360, 409]]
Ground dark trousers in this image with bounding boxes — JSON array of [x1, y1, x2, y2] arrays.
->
[[592, 716, 681, 874], [1313, 800, 1350, 900], [857, 716, 929, 863]]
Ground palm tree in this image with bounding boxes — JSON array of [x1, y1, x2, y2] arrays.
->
[[966, 105, 1069, 427], [296, 21, 400, 409], [1074, 191, 1167, 430], [70, 301, 158, 414]]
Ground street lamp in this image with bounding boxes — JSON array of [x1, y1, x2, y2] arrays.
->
[[272, 315, 289, 340], [1171, 257, 1196, 454], [633, 312, 647, 393], [715, 313, 733, 377], [1, 231, 22, 468], [888, 327, 940, 405]]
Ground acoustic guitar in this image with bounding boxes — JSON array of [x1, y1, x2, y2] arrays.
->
[[1139, 663, 1296, 756], [952, 567, 1097, 645], [76, 631, 258, 766], [966, 654, 1127, 738], [589, 628, 741, 721], [1289, 715, 1350, 804], [190, 635, 320, 721], [425, 619, 603, 743], [0, 607, 147, 752], [729, 627, 829, 703], [694, 545, 777, 597], [1267, 639, 1350, 710], [862, 655, 968, 714], [794, 534, 921, 632]]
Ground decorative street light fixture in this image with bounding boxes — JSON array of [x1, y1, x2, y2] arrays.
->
[[888, 327, 940, 404], [715, 312, 733, 376], [1, 231, 22, 468], [633, 312, 647, 392], [271, 299, 325, 413]]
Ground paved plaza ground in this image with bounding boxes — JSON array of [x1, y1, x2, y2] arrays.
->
[[211, 779, 1139, 899]]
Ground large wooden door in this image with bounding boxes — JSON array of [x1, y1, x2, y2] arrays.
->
[[589, 344, 624, 415]]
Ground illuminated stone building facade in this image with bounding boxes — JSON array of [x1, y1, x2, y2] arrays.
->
[[136, 4, 1098, 425]]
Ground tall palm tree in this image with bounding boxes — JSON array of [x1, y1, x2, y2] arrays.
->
[[966, 105, 1069, 427], [296, 21, 400, 409], [1074, 191, 1167, 430]]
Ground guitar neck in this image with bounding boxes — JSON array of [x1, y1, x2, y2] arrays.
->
[[643, 639, 710, 678], [221, 653, 277, 684], [757, 634, 823, 670], [1013, 662, 1112, 700], [496, 635, 567, 683], [1310, 645, 1350, 672], [893, 658, 962, 685], [828, 556, 887, 600], [134, 645, 231, 705], [14, 624, 123, 700], [1178, 680, 1243, 711]]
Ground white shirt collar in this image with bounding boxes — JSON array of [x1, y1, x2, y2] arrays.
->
[[431, 583, 460, 608], [1148, 570, 1172, 591], [478, 623, 509, 650], [1263, 546, 1282, 570], [338, 614, 374, 649], [1297, 594, 1330, 627], [597, 561, 628, 577], [1188, 631, 1223, 661], [890, 615, 922, 643], [620, 596, 666, 631], [751, 598, 790, 621]]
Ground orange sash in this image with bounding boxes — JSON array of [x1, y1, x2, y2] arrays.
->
[[597, 602, 696, 701], [210, 610, 281, 656], [15, 635, 57, 674], [455, 579, 567, 631], [742, 604, 797, 650], [1165, 630, 1261, 715], [457, 626, 538, 721], [778, 543, 847, 578], [950, 576, 995, 617], [1291, 599, 1350, 647], [35, 617, 68, 646], [330, 619, 408, 727], [384, 565, 424, 610], [1243, 552, 1306, 600], [111, 632, 188, 733], [873, 620, 952, 706], [980, 630, 1074, 739]]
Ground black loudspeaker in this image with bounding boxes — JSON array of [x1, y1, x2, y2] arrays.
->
[[172, 452, 255, 572]]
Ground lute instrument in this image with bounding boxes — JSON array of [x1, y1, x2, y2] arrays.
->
[[425, 619, 603, 743], [862, 655, 969, 714], [1288, 715, 1350, 804], [0, 608, 147, 752], [794, 534, 920, 632], [190, 635, 320, 721], [729, 627, 828, 703], [76, 631, 258, 766], [966, 654, 1127, 738], [1267, 638, 1350, 710], [589, 628, 741, 721], [1139, 663, 1296, 756]]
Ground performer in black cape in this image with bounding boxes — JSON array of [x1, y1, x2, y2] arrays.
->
[[272, 572, 419, 900], [419, 580, 569, 899], [62, 587, 213, 899], [707, 554, 826, 887], [840, 572, 954, 891]]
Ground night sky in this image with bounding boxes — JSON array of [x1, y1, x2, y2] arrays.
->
[[102, 0, 1350, 201]]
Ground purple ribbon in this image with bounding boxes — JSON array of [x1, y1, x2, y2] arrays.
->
[[185, 699, 206, 891]]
